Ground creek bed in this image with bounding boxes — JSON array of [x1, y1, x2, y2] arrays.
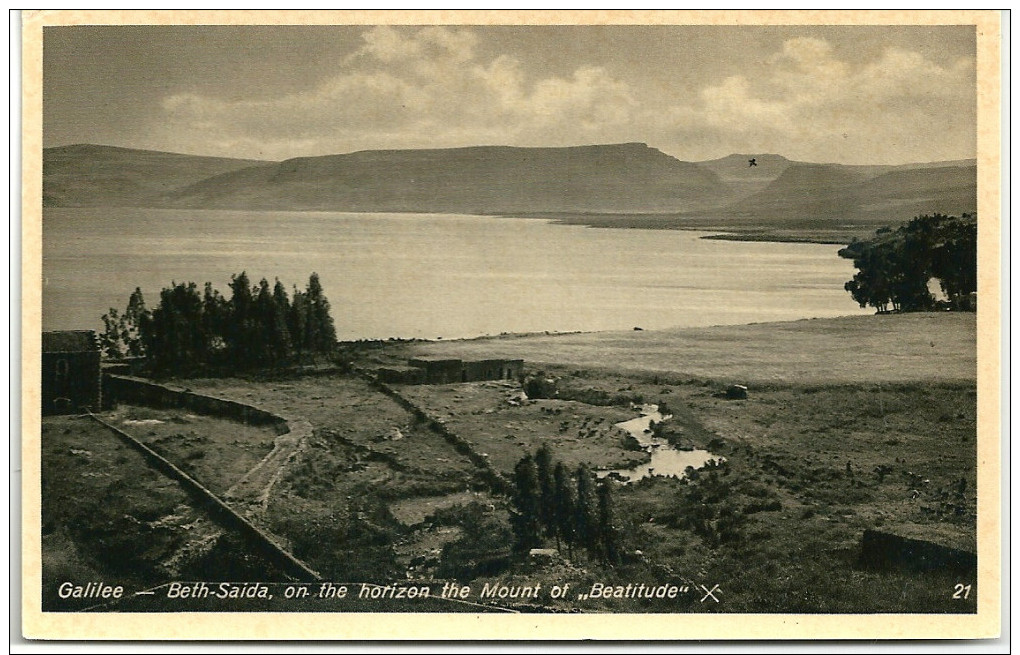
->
[[598, 404, 722, 483]]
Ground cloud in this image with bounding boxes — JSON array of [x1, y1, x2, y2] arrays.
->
[[153, 30, 975, 164], [355, 25, 478, 64], [156, 26, 641, 159], [661, 37, 975, 163]]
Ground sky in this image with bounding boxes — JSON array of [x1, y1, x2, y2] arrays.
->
[[42, 24, 977, 165]]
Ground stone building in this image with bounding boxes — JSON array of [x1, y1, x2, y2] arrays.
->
[[382, 357, 525, 384], [42, 330, 102, 415]]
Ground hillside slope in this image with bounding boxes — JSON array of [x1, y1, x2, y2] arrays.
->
[[166, 142, 728, 213], [43, 144, 271, 207], [720, 162, 977, 226], [42, 143, 977, 240], [692, 153, 795, 202]]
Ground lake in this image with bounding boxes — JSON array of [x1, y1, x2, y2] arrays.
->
[[42, 208, 869, 338]]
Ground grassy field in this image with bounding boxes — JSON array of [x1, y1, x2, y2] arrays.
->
[[396, 382, 643, 475], [40, 312, 979, 612], [40, 416, 286, 610], [401, 313, 976, 385], [106, 405, 279, 495], [172, 374, 497, 580]]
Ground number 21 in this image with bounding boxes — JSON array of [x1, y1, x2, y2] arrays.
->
[[953, 584, 972, 599]]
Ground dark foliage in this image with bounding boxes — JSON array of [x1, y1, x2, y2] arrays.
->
[[103, 272, 338, 374], [510, 447, 623, 565], [838, 213, 977, 313]]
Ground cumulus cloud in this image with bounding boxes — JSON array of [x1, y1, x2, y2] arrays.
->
[[156, 26, 641, 159], [153, 30, 975, 164], [661, 37, 975, 163]]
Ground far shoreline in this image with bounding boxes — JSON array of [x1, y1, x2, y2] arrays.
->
[[43, 204, 865, 246]]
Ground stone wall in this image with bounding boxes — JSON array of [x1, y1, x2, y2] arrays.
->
[[404, 357, 525, 385], [356, 370, 511, 495], [86, 412, 320, 581], [104, 375, 287, 432]]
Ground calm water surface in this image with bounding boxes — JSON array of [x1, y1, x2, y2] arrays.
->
[[42, 208, 868, 337], [598, 405, 722, 483]]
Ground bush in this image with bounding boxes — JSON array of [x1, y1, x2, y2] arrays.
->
[[523, 375, 558, 399]]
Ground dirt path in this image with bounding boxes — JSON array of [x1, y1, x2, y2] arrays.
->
[[224, 418, 312, 517]]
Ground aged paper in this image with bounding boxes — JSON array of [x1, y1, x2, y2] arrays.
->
[[20, 9, 1002, 641]]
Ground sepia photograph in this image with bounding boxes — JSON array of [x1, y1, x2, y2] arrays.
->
[[20, 9, 1002, 641]]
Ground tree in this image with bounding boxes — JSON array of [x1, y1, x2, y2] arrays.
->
[[121, 287, 149, 357], [288, 286, 309, 362], [574, 465, 599, 561], [596, 480, 622, 565], [147, 282, 204, 373], [304, 272, 337, 356], [202, 282, 229, 360], [99, 287, 149, 359], [839, 213, 977, 313], [553, 462, 577, 556], [510, 454, 543, 554], [254, 278, 291, 367], [534, 444, 556, 535], [931, 213, 978, 308], [226, 271, 256, 365], [99, 308, 125, 359], [272, 278, 293, 351]]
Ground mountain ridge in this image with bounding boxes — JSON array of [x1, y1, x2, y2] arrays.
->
[[42, 142, 977, 233], [163, 142, 726, 214]]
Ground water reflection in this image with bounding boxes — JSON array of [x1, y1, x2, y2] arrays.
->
[[598, 404, 722, 483]]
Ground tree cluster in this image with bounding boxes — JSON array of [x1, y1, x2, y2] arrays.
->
[[838, 213, 977, 313], [511, 445, 622, 565], [100, 272, 337, 374], [99, 287, 148, 359]]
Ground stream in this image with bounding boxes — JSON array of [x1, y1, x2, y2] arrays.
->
[[597, 404, 722, 483]]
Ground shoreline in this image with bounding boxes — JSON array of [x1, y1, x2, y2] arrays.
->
[[493, 210, 867, 244], [44, 205, 862, 246], [343, 312, 886, 348]]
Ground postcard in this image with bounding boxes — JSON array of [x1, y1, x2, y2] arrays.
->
[[19, 9, 1003, 641]]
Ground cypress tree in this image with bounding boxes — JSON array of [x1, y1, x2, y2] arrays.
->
[[288, 286, 309, 362], [202, 282, 228, 360], [227, 271, 255, 366], [148, 281, 203, 373], [575, 465, 599, 561], [511, 454, 543, 554], [596, 480, 622, 565], [535, 444, 556, 535], [553, 462, 576, 556], [123, 287, 149, 357], [304, 272, 337, 356], [254, 279, 277, 366], [272, 278, 293, 356]]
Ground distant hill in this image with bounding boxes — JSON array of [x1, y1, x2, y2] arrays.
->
[[43, 144, 271, 207], [693, 153, 795, 202], [165, 142, 727, 213], [722, 162, 977, 225], [42, 143, 977, 237]]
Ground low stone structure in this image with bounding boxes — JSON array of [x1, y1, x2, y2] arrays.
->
[[387, 357, 525, 384], [103, 374, 285, 429], [375, 365, 425, 385], [859, 528, 976, 572]]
